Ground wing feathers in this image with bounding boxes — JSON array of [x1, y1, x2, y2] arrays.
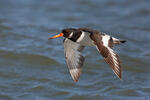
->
[[91, 33, 122, 79], [64, 39, 85, 82], [104, 48, 122, 79]]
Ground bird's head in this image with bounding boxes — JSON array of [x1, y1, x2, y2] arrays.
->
[[48, 28, 76, 39]]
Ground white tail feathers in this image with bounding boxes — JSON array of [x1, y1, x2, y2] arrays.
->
[[112, 37, 126, 44]]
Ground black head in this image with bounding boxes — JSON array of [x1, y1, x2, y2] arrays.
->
[[62, 28, 83, 42], [62, 28, 77, 38], [48, 28, 82, 42]]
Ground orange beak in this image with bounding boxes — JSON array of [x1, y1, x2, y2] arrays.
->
[[48, 33, 64, 39]]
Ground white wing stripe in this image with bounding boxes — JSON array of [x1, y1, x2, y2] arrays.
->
[[76, 31, 85, 42], [102, 35, 111, 47], [69, 32, 74, 38]]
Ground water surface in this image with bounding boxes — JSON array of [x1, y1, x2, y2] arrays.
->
[[0, 0, 150, 100]]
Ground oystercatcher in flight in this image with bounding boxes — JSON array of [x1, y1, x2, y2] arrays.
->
[[49, 28, 126, 82]]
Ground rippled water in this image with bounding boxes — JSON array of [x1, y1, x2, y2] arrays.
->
[[0, 0, 150, 100]]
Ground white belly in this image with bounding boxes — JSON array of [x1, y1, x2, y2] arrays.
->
[[76, 32, 95, 46]]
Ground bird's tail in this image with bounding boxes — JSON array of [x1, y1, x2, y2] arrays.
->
[[119, 40, 126, 43], [112, 37, 126, 45]]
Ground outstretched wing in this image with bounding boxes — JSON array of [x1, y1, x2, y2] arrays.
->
[[90, 33, 122, 79], [64, 39, 85, 82]]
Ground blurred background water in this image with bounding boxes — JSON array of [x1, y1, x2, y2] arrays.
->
[[0, 0, 150, 100]]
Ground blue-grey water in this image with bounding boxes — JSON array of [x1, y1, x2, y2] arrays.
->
[[0, 0, 150, 100]]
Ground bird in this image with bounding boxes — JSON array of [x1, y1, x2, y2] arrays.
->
[[48, 28, 126, 82]]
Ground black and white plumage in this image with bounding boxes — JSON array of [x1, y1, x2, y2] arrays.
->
[[64, 39, 85, 82], [49, 28, 126, 82]]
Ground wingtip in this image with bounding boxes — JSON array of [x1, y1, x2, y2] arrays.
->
[[106, 66, 122, 80], [116, 72, 122, 80], [73, 79, 79, 82], [119, 75, 122, 80], [119, 75, 123, 81], [69, 68, 82, 83]]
